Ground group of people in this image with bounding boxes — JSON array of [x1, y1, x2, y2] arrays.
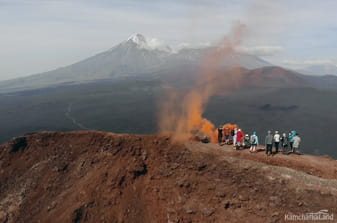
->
[[264, 130, 301, 156], [217, 126, 302, 156], [217, 127, 258, 150], [217, 127, 244, 146]]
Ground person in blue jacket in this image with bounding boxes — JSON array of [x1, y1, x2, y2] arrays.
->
[[249, 131, 259, 153], [289, 130, 296, 150]]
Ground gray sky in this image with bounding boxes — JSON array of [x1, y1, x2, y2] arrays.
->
[[1, 0, 337, 80]]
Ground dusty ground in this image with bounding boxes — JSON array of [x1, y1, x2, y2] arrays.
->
[[0, 131, 336, 223]]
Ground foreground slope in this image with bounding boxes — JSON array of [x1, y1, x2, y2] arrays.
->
[[0, 131, 336, 223]]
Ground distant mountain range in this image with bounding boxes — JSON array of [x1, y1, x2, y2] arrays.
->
[[0, 33, 272, 93], [298, 63, 337, 76]]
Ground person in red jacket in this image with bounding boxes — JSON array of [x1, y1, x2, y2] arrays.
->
[[236, 129, 243, 150]]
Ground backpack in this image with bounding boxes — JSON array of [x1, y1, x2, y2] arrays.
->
[[283, 136, 288, 145], [202, 136, 210, 143], [251, 135, 256, 144]]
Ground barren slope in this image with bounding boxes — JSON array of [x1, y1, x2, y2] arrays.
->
[[0, 131, 336, 223]]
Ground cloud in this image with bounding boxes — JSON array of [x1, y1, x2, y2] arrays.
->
[[176, 42, 212, 50], [235, 46, 284, 56], [146, 38, 171, 52], [1, 0, 337, 80], [282, 59, 337, 66]]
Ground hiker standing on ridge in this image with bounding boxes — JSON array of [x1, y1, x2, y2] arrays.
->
[[289, 131, 296, 150], [217, 126, 223, 145], [249, 132, 259, 153], [243, 134, 251, 148], [236, 129, 244, 149], [224, 127, 231, 144], [273, 131, 280, 154], [281, 133, 289, 154], [292, 133, 302, 154], [232, 128, 238, 147], [236, 129, 243, 150], [265, 130, 273, 156]]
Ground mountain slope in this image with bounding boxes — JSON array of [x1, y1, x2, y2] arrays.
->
[[1, 68, 336, 158], [0, 34, 271, 93], [0, 34, 171, 92], [300, 74, 337, 89], [298, 64, 337, 76], [160, 66, 310, 89], [0, 131, 336, 223], [245, 66, 310, 88]]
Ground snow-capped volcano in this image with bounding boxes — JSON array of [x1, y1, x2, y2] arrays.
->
[[0, 33, 272, 92], [127, 33, 147, 46], [125, 33, 172, 52]]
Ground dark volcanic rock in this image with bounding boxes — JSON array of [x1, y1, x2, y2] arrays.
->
[[0, 131, 336, 223]]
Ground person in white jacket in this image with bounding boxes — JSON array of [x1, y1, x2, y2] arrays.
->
[[273, 131, 280, 154], [292, 133, 302, 154], [233, 128, 238, 148]]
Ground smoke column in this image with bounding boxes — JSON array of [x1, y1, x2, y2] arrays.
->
[[158, 24, 247, 142]]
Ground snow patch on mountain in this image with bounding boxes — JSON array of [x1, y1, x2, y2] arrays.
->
[[127, 33, 172, 52]]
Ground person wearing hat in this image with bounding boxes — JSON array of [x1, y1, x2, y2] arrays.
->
[[232, 128, 238, 147], [281, 133, 289, 154], [217, 125, 223, 145], [249, 132, 259, 153], [289, 130, 296, 151], [273, 131, 281, 154], [243, 134, 251, 148], [265, 130, 273, 156]]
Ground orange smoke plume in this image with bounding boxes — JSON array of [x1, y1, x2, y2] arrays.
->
[[158, 24, 247, 143], [222, 123, 238, 131]]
